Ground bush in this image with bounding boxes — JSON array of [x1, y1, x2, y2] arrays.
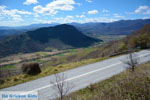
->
[[66, 63, 150, 100], [21, 63, 41, 75], [129, 34, 150, 49], [0, 70, 2, 78], [0, 79, 5, 85]]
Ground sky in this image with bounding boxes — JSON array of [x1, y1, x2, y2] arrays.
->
[[0, 0, 150, 26]]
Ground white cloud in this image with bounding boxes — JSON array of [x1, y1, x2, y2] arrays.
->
[[23, 0, 38, 5], [76, 3, 81, 6], [33, 0, 76, 15], [33, 18, 55, 24], [134, 5, 150, 14], [0, 5, 33, 22], [100, 14, 110, 17], [102, 9, 109, 13], [0, 5, 6, 11], [88, 10, 99, 15], [46, 0, 75, 11], [12, 15, 24, 22], [54, 16, 76, 23], [0, 5, 32, 15], [54, 17, 64, 21], [85, 17, 117, 23], [66, 15, 74, 19], [86, 0, 92, 3], [33, 5, 58, 15], [13, 9, 32, 15], [76, 15, 85, 18], [33, 5, 44, 13], [64, 16, 75, 23], [34, 13, 40, 17], [142, 16, 150, 19], [113, 13, 125, 18]]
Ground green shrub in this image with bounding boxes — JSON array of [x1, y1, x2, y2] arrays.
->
[[21, 63, 41, 75], [130, 34, 150, 49], [0, 79, 5, 85]]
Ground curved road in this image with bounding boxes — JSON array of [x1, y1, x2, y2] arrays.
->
[[1, 50, 150, 100]]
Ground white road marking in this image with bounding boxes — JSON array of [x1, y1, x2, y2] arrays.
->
[[24, 52, 150, 93], [27, 62, 122, 93]]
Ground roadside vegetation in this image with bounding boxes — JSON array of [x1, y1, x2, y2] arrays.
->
[[65, 62, 150, 100], [0, 24, 149, 89], [0, 65, 16, 71], [0, 53, 108, 89], [97, 35, 126, 43]]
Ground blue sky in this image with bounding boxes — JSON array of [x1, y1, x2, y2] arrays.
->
[[0, 0, 150, 26]]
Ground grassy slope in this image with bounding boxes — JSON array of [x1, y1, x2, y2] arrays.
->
[[0, 33, 141, 89], [0, 58, 108, 89], [0, 45, 110, 89], [97, 35, 126, 43], [0, 36, 131, 89], [66, 62, 150, 100]]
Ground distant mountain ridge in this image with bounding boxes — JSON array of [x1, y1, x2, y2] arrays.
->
[[0, 23, 59, 30], [0, 23, 59, 40], [0, 19, 150, 38], [71, 19, 150, 35], [0, 24, 101, 57]]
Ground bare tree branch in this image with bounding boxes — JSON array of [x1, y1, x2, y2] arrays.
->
[[122, 50, 139, 71], [50, 73, 74, 100]]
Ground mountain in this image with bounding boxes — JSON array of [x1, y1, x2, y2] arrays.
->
[[128, 24, 150, 49], [71, 19, 150, 36], [0, 19, 150, 38], [132, 24, 150, 35], [17, 23, 59, 29], [0, 24, 101, 57], [0, 29, 27, 40], [0, 23, 59, 39], [0, 23, 59, 30]]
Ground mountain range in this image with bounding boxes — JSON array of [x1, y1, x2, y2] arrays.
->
[[0, 23, 59, 40], [0, 24, 101, 57], [0, 19, 150, 38], [71, 19, 150, 35]]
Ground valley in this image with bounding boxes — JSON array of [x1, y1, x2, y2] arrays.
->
[[0, 0, 150, 100], [0, 19, 150, 100]]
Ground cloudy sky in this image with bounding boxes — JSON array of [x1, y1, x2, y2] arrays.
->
[[0, 0, 150, 26]]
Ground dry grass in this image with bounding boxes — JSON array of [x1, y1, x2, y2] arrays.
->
[[66, 62, 150, 100], [0, 57, 108, 89], [0, 42, 131, 89]]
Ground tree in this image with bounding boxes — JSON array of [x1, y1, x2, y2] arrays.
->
[[0, 67, 2, 78], [0, 61, 2, 78], [50, 73, 74, 100], [0, 63, 5, 85], [129, 34, 150, 49], [123, 49, 139, 71]]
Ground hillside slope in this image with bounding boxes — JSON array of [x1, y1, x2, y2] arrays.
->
[[0, 19, 150, 37], [66, 62, 150, 100], [98, 24, 150, 56], [128, 24, 150, 49], [0, 24, 101, 57], [72, 19, 150, 35]]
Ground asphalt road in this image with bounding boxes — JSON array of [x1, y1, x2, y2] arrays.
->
[[1, 50, 150, 100]]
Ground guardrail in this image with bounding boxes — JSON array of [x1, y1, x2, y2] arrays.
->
[[109, 47, 141, 57]]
